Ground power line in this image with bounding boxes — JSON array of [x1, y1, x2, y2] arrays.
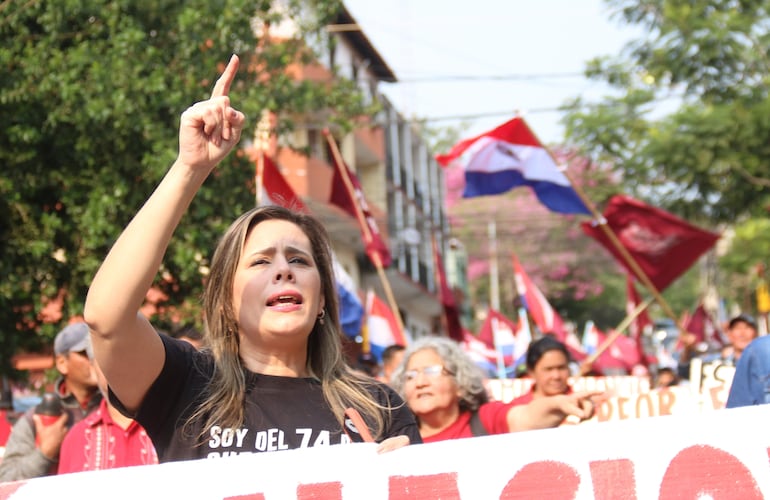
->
[[417, 106, 563, 122], [393, 72, 584, 83]]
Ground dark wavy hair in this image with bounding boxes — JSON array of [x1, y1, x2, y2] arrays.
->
[[525, 335, 571, 371]]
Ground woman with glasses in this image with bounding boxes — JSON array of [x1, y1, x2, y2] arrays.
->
[[391, 337, 597, 443]]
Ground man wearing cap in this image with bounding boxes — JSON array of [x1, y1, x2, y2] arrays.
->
[[0, 322, 101, 481], [722, 313, 759, 365], [726, 314, 769, 408]]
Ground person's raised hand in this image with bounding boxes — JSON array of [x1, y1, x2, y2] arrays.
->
[[177, 54, 247, 172]]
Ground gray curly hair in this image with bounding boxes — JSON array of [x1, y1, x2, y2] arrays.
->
[[390, 336, 489, 412]]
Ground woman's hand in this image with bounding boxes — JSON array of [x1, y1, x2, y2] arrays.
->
[[177, 54, 247, 172], [555, 391, 602, 422], [509, 390, 604, 432], [376, 435, 410, 454]]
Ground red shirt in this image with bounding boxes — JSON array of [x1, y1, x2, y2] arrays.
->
[[58, 399, 158, 474], [421, 401, 514, 443], [0, 410, 12, 447], [510, 385, 573, 406]]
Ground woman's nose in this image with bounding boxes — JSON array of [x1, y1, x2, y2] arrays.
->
[[273, 258, 294, 282]]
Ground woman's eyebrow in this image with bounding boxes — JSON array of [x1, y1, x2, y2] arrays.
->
[[247, 244, 311, 257]]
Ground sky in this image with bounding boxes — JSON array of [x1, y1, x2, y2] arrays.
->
[[344, 0, 640, 146]]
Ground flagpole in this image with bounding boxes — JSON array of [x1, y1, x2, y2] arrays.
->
[[579, 296, 654, 375], [490, 316, 507, 379], [489, 221, 509, 377], [323, 130, 406, 335], [518, 119, 689, 340], [362, 290, 373, 354], [488, 220, 500, 311]]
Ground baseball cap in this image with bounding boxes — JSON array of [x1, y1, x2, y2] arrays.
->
[[728, 313, 757, 330], [53, 322, 92, 358]]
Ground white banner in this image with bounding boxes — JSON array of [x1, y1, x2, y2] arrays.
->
[[487, 376, 652, 404], [584, 387, 695, 423], [690, 359, 736, 411], [1, 405, 768, 499]]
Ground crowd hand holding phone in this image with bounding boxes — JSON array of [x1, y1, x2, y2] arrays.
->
[[33, 393, 69, 460]]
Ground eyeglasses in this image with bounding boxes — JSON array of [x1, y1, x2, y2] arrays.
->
[[404, 364, 454, 382]]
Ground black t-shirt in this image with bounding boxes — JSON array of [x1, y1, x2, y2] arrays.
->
[[113, 335, 421, 462]]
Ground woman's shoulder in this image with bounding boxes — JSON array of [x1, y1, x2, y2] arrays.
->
[[158, 333, 215, 378], [478, 399, 514, 418]]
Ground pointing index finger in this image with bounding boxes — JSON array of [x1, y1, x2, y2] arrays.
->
[[211, 54, 239, 99]]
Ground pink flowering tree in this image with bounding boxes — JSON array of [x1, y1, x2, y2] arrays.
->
[[445, 148, 628, 330]]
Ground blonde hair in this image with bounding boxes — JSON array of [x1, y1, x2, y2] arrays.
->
[[189, 205, 390, 440]]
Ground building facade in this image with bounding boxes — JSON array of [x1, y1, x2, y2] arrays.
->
[[258, 4, 459, 345]]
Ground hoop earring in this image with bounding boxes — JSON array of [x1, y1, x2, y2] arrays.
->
[[317, 309, 326, 325]]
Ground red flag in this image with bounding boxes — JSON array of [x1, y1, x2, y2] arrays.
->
[[683, 303, 724, 348], [431, 236, 463, 342], [434, 117, 589, 214], [366, 290, 407, 358], [512, 254, 567, 338], [684, 305, 708, 344], [626, 275, 653, 367], [327, 143, 392, 268], [461, 330, 500, 375], [581, 195, 720, 291], [512, 255, 587, 361], [563, 330, 588, 362], [261, 154, 309, 212], [477, 309, 518, 365], [589, 325, 642, 375]]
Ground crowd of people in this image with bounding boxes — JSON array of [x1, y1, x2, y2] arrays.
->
[[389, 337, 595, 442], [1, 57, 766, 486]]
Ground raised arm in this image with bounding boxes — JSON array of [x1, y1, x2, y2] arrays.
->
[[506, 391, 599, 432], [84, 55, 246, 412]]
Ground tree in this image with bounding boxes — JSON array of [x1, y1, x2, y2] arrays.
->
[[719, 218, 770, 311], [0, 0, 370, 377], [562, 0, 770, 223]]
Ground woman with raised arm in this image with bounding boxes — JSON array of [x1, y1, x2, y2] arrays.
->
[[84, 55, 420, 462]]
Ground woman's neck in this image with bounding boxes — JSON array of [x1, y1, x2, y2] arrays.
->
[[238, 343, 309, 377]]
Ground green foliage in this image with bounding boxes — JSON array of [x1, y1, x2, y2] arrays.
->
[[552, 271, 625, 331], [719, 218, 770, 311], [559, 0, 770, 317], [563, 0, 770, 222], [0, 0, 367, 376], [448, 162, 624, 326]]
